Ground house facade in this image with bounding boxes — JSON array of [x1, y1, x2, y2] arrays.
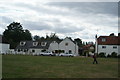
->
[[95, 35, 120, 56], [59, 37, 79, 56], [0, 35, 10, 54], [83, 44, 95, 56], [15, 37, 79, 56]]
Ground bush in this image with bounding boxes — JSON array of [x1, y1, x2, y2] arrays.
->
[[41, 49, 46, 52], [111, 52, 117, 58], [118, 54, 120, 58], [98, 52, 106, 58], [107, 54, 111, 58]]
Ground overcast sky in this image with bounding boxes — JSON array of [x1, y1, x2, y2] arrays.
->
[[0, 0, 119, 42]]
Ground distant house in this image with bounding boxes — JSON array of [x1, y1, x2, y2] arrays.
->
[[83, 44, 95, 56], [15, 37, 79, 56], [15, 40, 53, 55], [59, 37, 79, 56], [95, 35, 120, 56], [0, 35, 10, 54]]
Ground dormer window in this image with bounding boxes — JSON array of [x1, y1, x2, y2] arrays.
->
[[33, 42, 38, 46], [53, 41, 56, 43], [102, 38, 106, 42], [20, 41, 26, 46], [41, 42, 47, 46], [65, 43, 68, 46]]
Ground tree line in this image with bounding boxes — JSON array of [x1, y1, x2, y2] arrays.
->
[[2, 22, 119, 49], [2, 22, 87, 49]]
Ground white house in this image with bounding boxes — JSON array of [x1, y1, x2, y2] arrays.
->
[[48, 41, 60, 53], [15, 37, 79, 56], [59, 37, 79, 56], [95, 35, 120, 56], [0, 35, 10, 54]]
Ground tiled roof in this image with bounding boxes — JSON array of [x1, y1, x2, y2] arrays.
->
[[83, 44, 94, 49], [97, 36, 120, 45]]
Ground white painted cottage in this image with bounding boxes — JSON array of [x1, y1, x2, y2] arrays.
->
[[95, 35, 120, 56], [0, 35, 10, 54], [15, 37, 79, 56], [59, 37, 79, 56]]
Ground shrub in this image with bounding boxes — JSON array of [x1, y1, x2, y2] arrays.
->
[[41, 49, 46, 52], [107, 54, 111, 58], [118, 54, 120, 58], [111, 52, 117, 58], [98, 52, 106, 58]]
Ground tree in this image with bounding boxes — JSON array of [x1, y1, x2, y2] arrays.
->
[[109, 33, 115, 36], [3, 22, 32, 49], [118, 33, 120, 36], [111, 52, 117, 58], [23, 30, 32, 40], [34, 35, 40, 41], [74, 38, 82, 47]]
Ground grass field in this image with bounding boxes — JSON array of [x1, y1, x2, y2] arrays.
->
[[2, 55, 118, 78]]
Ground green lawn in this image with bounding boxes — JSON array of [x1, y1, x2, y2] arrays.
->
[[2, 55, 118, 78]]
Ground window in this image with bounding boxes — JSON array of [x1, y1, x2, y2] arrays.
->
[[113, 46, 117, 49], [24, 49, 28, 52], [102, 38, 106, 42], [53, 41, 56, 43], [33, 42, 38, 46], [102, 46, 106, 48], [20, 41, 26, 46], [32, 50, 35, 52], [65, 43, 68, 46], [18, 49, 20, 52], [41, 42, 47, 46], [69, 50, 72, 53]]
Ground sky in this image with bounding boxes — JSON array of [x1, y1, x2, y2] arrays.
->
[[0, 0, 119, 42]]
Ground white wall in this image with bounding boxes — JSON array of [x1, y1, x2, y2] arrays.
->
[[0, 43, 10, 54], [29, 48, 44, 54], [98, 45, 119, 56], [59, 38, 78, 56], [48, 41, 59, 52]]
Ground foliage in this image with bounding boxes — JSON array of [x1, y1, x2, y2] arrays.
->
[[33, 35, 40, 41], [118, 54, 120, 58], [109, 33, 115, 36], [107, 54, 111, 58], [74, 38, 82, 47], [3, 22, 32, 48], [111, 52, 117, 58], [33, 33, 62, 41], [98, 52, 106, 58], [118, 33, 120, 36], [41, 49, 46, 52]]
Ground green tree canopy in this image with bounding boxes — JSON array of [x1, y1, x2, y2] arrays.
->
[[33, 35, 40, 41], [74, 38, 82, 47], [3, 22, 32, 49], [109, 33, 115, 36], [118, 33, 120, 36]]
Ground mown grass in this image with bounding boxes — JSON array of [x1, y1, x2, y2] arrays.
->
[[2, 55, 118, 78]]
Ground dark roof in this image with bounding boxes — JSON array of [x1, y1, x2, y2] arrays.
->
[[97, 36, 120, 45], [30, 40, 52, 49], [16, 41, 34, 49], [16, 39, 62, 50]]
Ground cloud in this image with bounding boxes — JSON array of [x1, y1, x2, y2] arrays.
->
[[47, 2, 118, 16], [0, 1, 118, 42], [1, 16, 14, 23]]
